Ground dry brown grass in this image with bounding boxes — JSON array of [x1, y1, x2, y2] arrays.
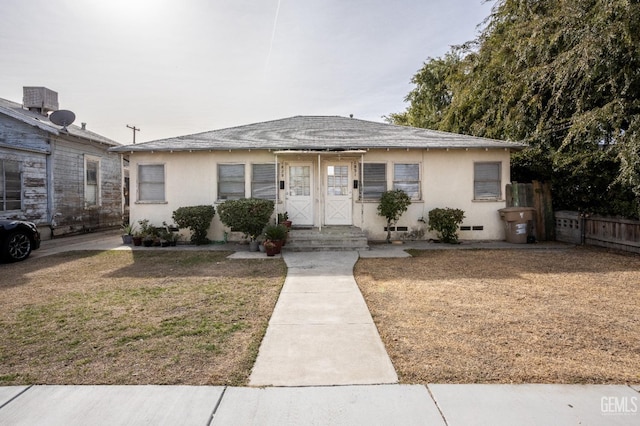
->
[[0, 250, 285, 386], [355, 247, 640, 384]]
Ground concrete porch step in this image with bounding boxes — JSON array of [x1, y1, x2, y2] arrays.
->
[[283, 226, 369, 252]]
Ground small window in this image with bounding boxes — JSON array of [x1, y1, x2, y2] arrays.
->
[[393, 163, 420, 200], [0, 160, 22, 211], [138, 164, 165, 202], [85, 158, 99, 207], [219, 164, 245, 200], [251, 164, 276, 200], [474, 162, 501, 200], [361, 163, 386, 200]]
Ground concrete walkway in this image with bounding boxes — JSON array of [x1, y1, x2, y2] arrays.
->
[[249, 251, 397, 386], [3, 232, 638, 424]]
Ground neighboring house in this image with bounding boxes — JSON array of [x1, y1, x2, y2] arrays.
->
[[110, 116, 525, 241], [0, 87, 124, 239]]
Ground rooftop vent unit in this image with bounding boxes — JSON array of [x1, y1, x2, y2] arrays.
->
[[23, 86, 59, 115]]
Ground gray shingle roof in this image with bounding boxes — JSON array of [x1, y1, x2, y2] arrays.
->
[[0, 97, 121, 147], [110, 116, 526, 153]]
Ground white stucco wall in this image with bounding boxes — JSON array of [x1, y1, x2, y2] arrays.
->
[[353, 149, 509, 241], [126, 148, 511, 242]]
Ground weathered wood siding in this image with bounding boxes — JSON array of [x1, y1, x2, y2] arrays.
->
[[1, 113, 123, 237], [0, 115, 50, 226], [52, 137, 122, 235]]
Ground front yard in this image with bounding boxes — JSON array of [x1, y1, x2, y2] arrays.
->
[[0, 251, 285, 386], [355, 247, 640, 384], [2, 246, 638, 386]]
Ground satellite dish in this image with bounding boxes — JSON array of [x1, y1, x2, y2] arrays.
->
[[49, 110, 76, 131]]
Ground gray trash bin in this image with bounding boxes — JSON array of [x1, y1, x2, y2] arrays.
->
[[498, 207, 535, 244]]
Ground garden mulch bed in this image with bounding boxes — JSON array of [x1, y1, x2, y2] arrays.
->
[[355, 247, 640, 384], [0, 250, 285, 386]]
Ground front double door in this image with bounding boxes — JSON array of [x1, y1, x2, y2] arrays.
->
[[285, 162, 353, 226]]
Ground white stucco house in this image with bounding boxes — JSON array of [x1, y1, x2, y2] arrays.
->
[[110, 116, 525, 242]]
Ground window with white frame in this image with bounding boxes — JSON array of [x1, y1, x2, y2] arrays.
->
[[393, 163, 420, 199], [0, 159, 22, 211], [474, 162, 502, 200], [138, 164, 165, 202], [361, 163, 386, 200], [218, 164, 245, 200], [251, 163, 276, 200], [85, 157, 100, 207]]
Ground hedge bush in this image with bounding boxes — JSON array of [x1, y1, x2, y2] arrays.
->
[[217, 198, 274, 240], [172, 205, 216, 245], [428, 207, 465, 244]]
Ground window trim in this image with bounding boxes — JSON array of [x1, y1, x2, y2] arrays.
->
[[0, 159, 22, 212], [84, 155, 101, 208], [137, 163, 166, 203], [392, 162, 421, 200], [473, 161, 502, 201]]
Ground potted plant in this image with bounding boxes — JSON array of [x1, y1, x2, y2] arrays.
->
[[132, 232, 143, 246], [263, 240, 278, 256], [121, 223, 135, 244], [264, 224, 287, 253], [377, 189, 412, 243], [138, 219, 157, 247], [278, 212, 292, 228]]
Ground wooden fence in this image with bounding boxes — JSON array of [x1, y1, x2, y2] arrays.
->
[[555, 211, 640, 254], [505, 181, 554, 241]]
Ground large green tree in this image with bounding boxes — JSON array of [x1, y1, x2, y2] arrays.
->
[[390, 0, 640, 218]]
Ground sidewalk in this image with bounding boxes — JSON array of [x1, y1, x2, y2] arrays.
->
[[3, 232, 637, 425], [1, 384, 637, 425]]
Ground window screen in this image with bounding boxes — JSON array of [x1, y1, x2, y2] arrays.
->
[[474, 162, 501, 199], [361, 163, 386, 200], [85, 159, 98, 206], [219, 164, 245, 200], [252, 163, 276, 200], [393, 163, 420, 199], [138, 164, 165, 202]]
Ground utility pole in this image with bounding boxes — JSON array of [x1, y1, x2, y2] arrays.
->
[[126, 124, 140, 144]]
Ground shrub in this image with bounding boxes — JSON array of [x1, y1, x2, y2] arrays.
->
[[264, 224, 287, 241], [428, 207, 465, 244], [172, 205, 216, 245], [217, 198, 274, 240], [377, 189, 412, 243]]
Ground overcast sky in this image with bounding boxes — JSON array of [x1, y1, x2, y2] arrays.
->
[[0, 0, 493, 144]]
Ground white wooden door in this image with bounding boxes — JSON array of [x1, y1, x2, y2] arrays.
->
[[286, 164, 313, 225], [324, 163, 352, 225]]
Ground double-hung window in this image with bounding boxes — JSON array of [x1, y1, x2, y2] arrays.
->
[[138, 164, 165, 202], [251, 164, 276, 200], [361, 163, 386, 200], [85, 157, 99, 207], [0, 159, 21, 211], [474, 162, 502, 200], [218, 164, 245, 200], [393, 163, 420, 200]]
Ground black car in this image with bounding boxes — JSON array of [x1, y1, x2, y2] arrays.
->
[[0, 219, 41, 262]]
